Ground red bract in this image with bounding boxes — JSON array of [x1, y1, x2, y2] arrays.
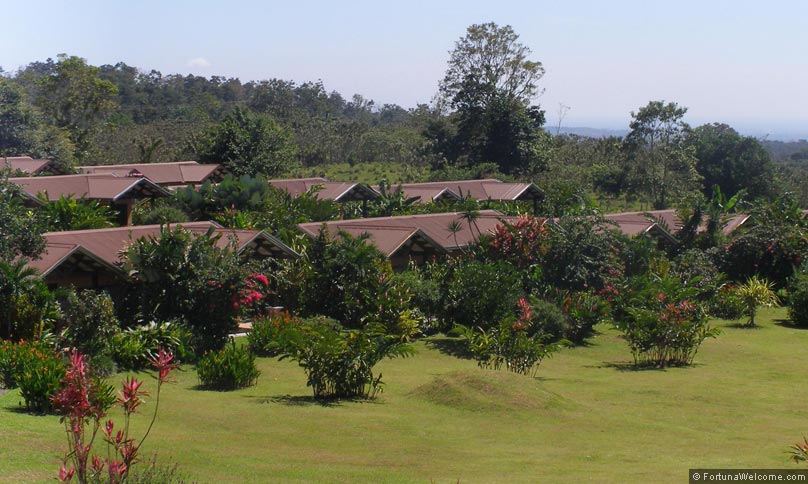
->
[[148, 347, 177, 383], [59, 466, 75, 482], [119, 377, 147, 413]]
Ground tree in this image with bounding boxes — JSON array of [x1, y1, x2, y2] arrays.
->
[[439, 22, 544, 109], [0, 78, 36, 155], [430, 23, 549, 175], [625, 101, 701, 209], [34, 54, 118, 160], [197, 107, 297, 177], [688, 123, 776, 200], [0, 176, 45, 261]]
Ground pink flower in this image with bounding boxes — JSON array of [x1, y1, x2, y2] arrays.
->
[[148, 347, 177, 383], [59, 466, 75, 482]]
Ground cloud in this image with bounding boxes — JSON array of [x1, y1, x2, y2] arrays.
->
[[187, 57, 211, 68]]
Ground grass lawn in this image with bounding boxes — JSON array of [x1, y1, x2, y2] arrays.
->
[[2, 307, 807, 483]]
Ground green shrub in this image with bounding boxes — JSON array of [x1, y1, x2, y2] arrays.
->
[[197, 340, 259, 391], [615, 277, 719, 367], [708, 284, 746, 320], [546, 290, 610, 344], [438, 259, 522, 330], [457, 298, 561, 377], [247, 311, 300, 357], [788, 273, 808, 327], [12, 341, 66, 412], [735, 275, 779, 327], [56, 289, 120, 360], [276, 320, 414, 399], [112, 321, 194, 371], [527, 298, 568, 341]]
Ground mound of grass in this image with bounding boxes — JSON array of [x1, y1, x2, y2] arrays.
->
[[410, 369, 568, 413]]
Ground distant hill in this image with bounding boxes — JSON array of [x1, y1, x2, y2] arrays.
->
[[548, 127, 629, 138]]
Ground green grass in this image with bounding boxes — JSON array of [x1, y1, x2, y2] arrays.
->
[[2, 307, 807, 483]]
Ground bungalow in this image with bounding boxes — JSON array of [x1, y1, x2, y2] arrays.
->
[[27, 222, 298, 289], [379, 179, 544, 205], [2, 156, 69, 175], [604, 209, 750, 240], [267, 177, 380, 203], [298, 210, 516, 268], [9, 173, 171, 225], [77, 161, 227, 188]]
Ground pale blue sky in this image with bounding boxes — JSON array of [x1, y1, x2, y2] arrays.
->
[[3, 0, 806, 138]]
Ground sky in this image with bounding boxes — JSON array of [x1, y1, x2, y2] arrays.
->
[[2, 0, 807, 139]]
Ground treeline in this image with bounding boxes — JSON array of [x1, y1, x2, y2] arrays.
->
[[0, 25, 797, 210]]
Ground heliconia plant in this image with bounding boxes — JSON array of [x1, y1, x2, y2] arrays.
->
[[52, 348, 176, 483]]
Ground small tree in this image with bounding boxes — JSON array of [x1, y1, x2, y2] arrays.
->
[[735, 276, 778, 327]]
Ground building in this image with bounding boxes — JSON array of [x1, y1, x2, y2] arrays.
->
[[298, 210, 516, 268], [27, 222, 298, 289], [9, 173, 171, 225], [2, 156, 69, 175], [267, 177, 380, 203], [379, 179, 544, 205], [77, 161, 227, 188]]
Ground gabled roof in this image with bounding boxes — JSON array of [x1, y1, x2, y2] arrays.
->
[[267, 177, 381, 202], [298, 210, 515, 254], [384, 179, 543, 203], [606, 209, 751, 237], [375, 185, 461, 203], [78, 161, 226, 187], [39, 222, 298, 268], [9, 173, 171, 204], [27, 242, 127, 280], [2, 156, 66, 175]]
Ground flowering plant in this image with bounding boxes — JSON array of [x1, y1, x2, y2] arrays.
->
[[52, 348, 176, 483]]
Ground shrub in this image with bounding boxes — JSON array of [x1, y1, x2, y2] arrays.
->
[[0, 259, 60, 341], [247, 311, 300, 357], [547, 290, 611, 344], [122, 226, 246, 353], [615, 277, 719, 367], [276, 320, 413, 399], [56, 289, 120, 362], [788, 273, 808, 327], [438, 259, 522, 330], [735, 276, 779, 327], [526, 298, 568, 341], [708, 284, 746, 320], [197, 341, 259, 391], [111, 321, 194, 371], [12, 341, 67, 413], [39, 194, 116, 231], [458, 298, 561, 377]]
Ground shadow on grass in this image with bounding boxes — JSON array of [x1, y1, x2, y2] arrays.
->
[[424, 337, 474, 360], [593, 361, 701, 372], [724, 322, 764, 329], [245, 394, 383, 407], [774, 319, 808, 330]]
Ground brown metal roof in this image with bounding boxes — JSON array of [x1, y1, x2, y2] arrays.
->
[[605, 209, 750, 236], [9, 173, 171, 203], [2, 156, 59, 175], [37, 222, 298, 273], [78, 161, 226, 186], [298, 210, 515, 254], [387, 179, 543, 202], [374, 185, 461, 203], [267, 177, 380, 202]]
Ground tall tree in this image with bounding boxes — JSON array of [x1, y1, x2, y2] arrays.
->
[[625, 101, 701, 209], [430, 23, 549, 176], [34, 54, 118, 160], [439, 22, 544, 109]]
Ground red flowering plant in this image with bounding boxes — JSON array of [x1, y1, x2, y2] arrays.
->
[[52, 348, 176, 483], [487, 216, 548, 269], [231, 273, 274, 317]]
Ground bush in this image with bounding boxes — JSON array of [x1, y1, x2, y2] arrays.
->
[[438, 259, 522, 330], [788, 272, 808, 327], [275, 320, 414, 399], [197, 341, 259, 391], [247, 311, 300, 357], [56, 289, 120, 361], [735, 276, 779, 327], [615, 276, 719, 367], [11, 341, 67, 413], [527, 298, 568, 341], [111, 321, 194, 371], [457, 298, 561, 377], [708, 284, 746, 320], [122, 226, 246, 353]]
